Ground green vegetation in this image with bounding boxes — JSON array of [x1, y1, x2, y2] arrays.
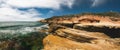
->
[[0, 32, 47, 50], [81, 11, 120, 17], [46, 11, 120, 20]]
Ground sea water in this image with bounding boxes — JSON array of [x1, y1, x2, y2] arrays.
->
[[0, 21, 48, 50], [0, 21, 47, 38]]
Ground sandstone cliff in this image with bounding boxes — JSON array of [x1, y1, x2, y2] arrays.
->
[[40, 15, 120, 50]]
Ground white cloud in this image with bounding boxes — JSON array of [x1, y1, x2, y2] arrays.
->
[[5, 0, 74, 9], [92, 0, 106, 7], [0, 6, 43, 21], [0, 0, 75, 21]]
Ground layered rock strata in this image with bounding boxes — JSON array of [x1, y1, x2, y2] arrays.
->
[[41, 15, 120, 50]]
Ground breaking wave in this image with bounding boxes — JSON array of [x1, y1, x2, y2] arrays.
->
[[0, 22, 48, 39]]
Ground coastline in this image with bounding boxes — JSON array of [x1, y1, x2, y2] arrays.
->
[[0, 22, 47, 50], [40, 14, 120, 50]]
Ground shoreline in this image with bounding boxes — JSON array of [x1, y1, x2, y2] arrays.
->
[[41, 14, 120, 50]]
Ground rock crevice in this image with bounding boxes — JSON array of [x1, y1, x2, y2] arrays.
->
[[41, 15, 120, 50]]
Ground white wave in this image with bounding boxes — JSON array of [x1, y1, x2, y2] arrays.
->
[[0, 22, 37, 27], [0, 24, 48, 35]]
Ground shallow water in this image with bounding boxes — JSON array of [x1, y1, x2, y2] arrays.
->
[[0, 21, 48, 50]]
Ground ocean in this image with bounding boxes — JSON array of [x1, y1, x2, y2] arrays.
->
[[0, 21, 48, 50]]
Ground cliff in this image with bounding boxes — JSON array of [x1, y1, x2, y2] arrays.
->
[[40, 15, 120, 50]]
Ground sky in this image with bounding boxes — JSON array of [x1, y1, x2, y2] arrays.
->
[[0, 0, 120, 21]]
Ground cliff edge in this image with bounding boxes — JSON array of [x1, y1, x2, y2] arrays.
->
[[40, 15, 120, 50]]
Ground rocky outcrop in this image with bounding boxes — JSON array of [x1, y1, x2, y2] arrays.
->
[[41, 15, 120, 50], [43, 26, 120, 50], [40, 15, 120, 24], [43, 35, 120, 50]]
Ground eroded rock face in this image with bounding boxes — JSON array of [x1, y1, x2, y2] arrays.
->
[[74, 25, 120, 38], [43, 26, 120, 50], [42, 15, 120, 50], [40, 15, 120, 24], [43, 35, 120, 50]]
